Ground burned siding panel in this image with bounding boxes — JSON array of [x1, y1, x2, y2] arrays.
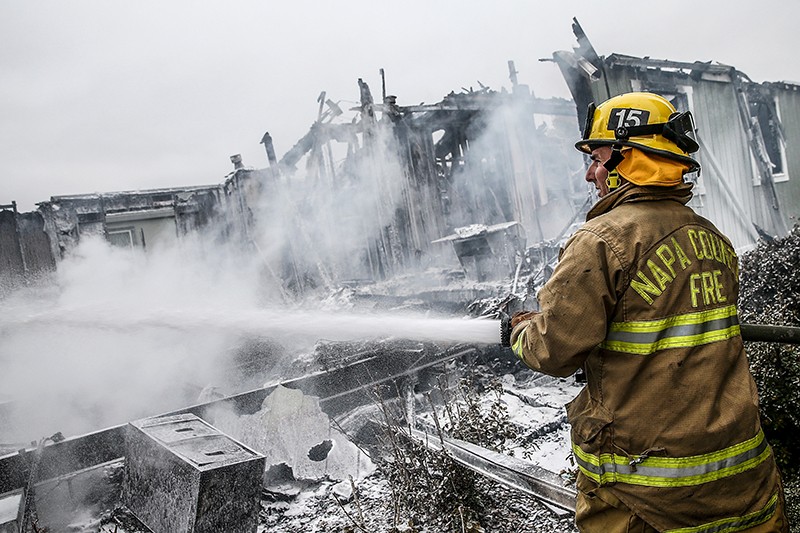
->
[[773, 86, 800, 227], [17, 212, 56, 276], [0, 207, 55, 294], [691, 79, 766, 249], [0, 209, 25, 291], [599, 64, 632, 100]]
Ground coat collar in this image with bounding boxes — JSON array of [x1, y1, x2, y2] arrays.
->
[[586, 182, 694, 221]]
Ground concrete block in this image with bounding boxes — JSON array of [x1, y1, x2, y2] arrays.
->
[[0, 490, 20, 533], [124, 413, 265, 533]]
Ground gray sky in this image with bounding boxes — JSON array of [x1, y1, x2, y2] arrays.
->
[[2, 0, 799, 212]]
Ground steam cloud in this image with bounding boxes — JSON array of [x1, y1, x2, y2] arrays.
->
[[0, 89, 584, 445]]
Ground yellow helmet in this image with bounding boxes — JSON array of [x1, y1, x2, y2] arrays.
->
[[575, 92, 700, 174]]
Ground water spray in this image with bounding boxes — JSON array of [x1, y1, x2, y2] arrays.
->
[[2, 305, 503, 346]]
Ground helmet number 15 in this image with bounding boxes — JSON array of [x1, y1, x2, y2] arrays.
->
[[607, 108, 650, 130]]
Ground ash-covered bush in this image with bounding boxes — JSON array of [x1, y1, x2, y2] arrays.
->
[[739, 226, 800, 524], [739, 226, 800, 474], [438, 375, 518, 453], [375, 375, 516, 532]]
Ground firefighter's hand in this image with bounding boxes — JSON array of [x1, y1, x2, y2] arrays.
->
[[511, 311, 538, 328]]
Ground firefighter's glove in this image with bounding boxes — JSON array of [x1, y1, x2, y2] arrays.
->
[[511, 311, 537, 328]]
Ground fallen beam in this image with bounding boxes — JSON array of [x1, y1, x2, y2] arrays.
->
[[408, 428, 576, 515]]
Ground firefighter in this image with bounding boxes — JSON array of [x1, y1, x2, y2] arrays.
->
[[507, 92, 789, 532]]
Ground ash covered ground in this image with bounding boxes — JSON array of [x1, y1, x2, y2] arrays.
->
[[252, 368, 582, 533]]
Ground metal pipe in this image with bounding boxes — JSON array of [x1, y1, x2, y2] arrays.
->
[[741, 323, 800, 345]]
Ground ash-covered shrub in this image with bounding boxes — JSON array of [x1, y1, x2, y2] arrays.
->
[[376, 375, 516, 532], [739, 226, 800, 474], [439, 375, 518, 453], [739, 226, 800, 523]]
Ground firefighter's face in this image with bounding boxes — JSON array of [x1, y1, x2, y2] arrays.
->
[[586, 146, 613, 197]]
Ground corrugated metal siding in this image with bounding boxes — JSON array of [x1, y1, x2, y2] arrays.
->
[[775, 88, 800, 228], [691, 80, 768, 250]]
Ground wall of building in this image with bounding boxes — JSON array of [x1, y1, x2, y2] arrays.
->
[[774, 84, 800, 229], [17, 212, 56, 278], [106, 208, 178, 251], [0, 209, 25, 292], [689, 76, 774, 249], [0, 208, 56, 294]]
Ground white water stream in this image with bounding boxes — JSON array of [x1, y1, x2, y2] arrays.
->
[[1, 305, 501, 345], [0, 297, 501, 443]]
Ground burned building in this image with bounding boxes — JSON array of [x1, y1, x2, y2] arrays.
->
[[38, 186, 226, 255], [230, 76, 585, 296], [5, 24, 800, 301], [0, 78, 586, 298]]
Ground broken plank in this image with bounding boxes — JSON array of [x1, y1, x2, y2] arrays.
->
[[408, 427, 576, 515]]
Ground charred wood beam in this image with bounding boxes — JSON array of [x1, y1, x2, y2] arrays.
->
[[408, 427, 576, 515], [277, 125, 318, 171], [277, 123, 357, 171], [604, 54, 735, 77], [372, 99, 574, 116], [260, 132, 278, 167]]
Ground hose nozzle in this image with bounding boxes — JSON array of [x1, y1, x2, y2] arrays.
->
[[500, 314, 512, 347]]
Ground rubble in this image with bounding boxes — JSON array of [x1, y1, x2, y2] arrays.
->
[[211, 385, 375, 484]]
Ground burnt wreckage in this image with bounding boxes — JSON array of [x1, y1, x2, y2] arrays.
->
[[2, 19, 800, 533], [0, 69, 584, 298], [3, 20, 800, 296]]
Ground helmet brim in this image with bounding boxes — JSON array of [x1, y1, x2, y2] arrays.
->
[[574, 139, 700, 174]]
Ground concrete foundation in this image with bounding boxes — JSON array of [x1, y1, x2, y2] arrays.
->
[[124, 413, 265, 533]]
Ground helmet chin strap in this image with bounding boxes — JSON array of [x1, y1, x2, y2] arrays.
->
[[603, 144, 625, 191]]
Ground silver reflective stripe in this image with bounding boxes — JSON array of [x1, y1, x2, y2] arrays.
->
[[572, 430, 770, 488], [602, 305, 741, 355], [605, 315, 739, 346], [574, 436, 767, 480]]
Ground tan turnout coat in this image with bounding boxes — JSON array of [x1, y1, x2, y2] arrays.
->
[[511, 183, 785, 532]]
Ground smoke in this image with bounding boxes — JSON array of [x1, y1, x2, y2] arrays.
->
[[446, 94, 587, 245], [0, 234, 272, 444], [0, 87, 587, 447], [251, 121, 408, 293]]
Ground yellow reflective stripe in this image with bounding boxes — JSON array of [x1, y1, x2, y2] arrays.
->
[[609, 305, 738, 333], [602, 305, 740, 355], [572, 430, 771, 488], [511, 330, 525, 359], [664, 493, 778, 533], [603, 326, 740, 355]]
